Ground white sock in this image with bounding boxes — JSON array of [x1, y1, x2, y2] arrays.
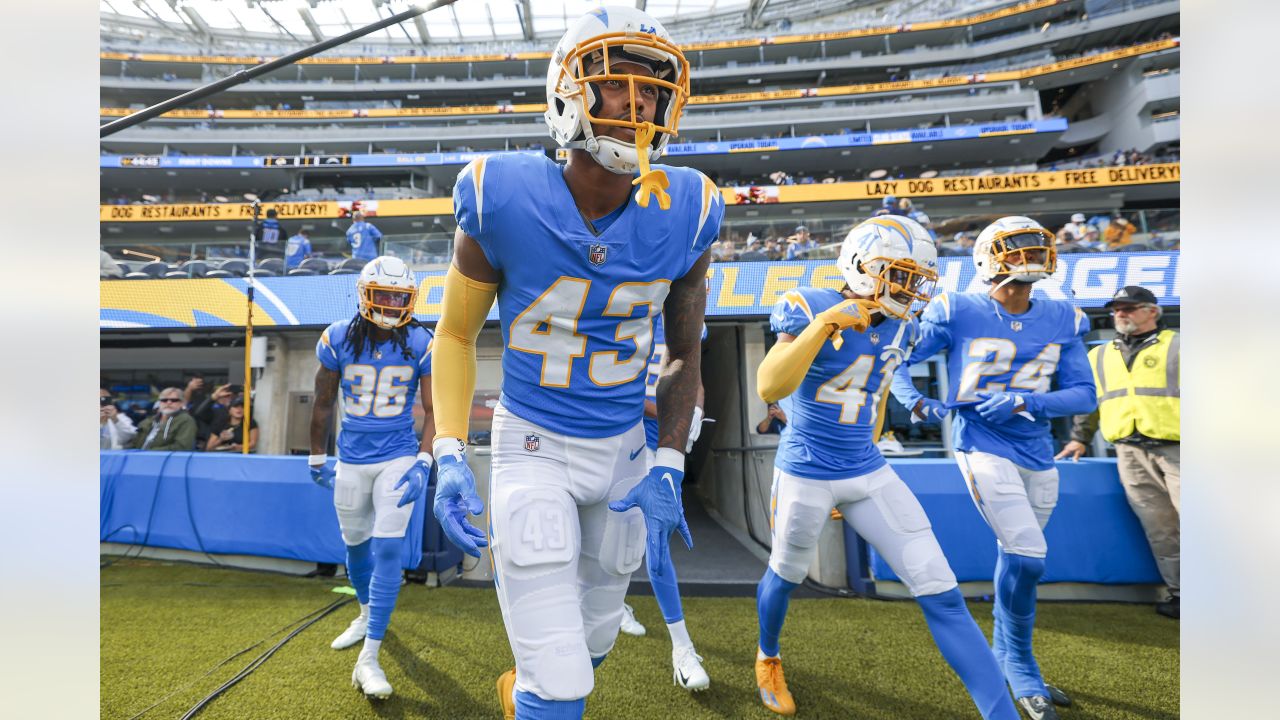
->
[[667, 620, 693, 652], [359, 637, 382, 662], [358, 603, 370, 620], [757, 647, 779, 661]]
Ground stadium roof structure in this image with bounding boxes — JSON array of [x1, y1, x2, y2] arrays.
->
[[99, 0, 764, 47]]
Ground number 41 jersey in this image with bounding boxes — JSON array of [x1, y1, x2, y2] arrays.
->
[[454, 152, 723, 438], [316, 318, 433, 464]]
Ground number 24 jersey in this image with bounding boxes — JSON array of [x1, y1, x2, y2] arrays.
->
[[454, 152, 723, 439]]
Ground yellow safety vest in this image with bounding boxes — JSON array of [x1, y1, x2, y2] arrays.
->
[[1088, 329, 1180, 442]]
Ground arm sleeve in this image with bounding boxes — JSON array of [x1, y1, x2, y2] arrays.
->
[[1022, 337, 1098, 418], [890, 297, 952, 408], [431, 264, 498, 443], [756, 292, 826, 403]]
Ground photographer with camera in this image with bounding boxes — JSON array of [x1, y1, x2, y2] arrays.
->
[[100, 387, 137, 449]]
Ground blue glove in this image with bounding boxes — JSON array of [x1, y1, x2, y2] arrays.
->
[[394, 452, 433, 508], [609, 448, 693, 564], [431, 440, 488, 558], [308, 459, 335, 490], [912, 398, 949, 423], [974, 391, 1030, 424]]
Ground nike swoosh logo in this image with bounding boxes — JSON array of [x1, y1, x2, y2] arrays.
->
[[629, 446, 645, 461], [677, 668, 690, 686], [664, 472, 679, 504]]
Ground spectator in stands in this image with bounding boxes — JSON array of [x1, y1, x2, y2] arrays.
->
[[1056, 286, 1180, 619], [899, 199, 936, 239], [764, 237, 786, 261], [346, 211, 383, 261], [191, 383, 235, 447], [100, 387, 137, 449], [1058, 212, 1091, 245], [1105, 212, 1137, 250], [128, 387, 197, 451], [285, 228, 313, 270], [207, 398, 259, 453], [100, 249, 123, 279], [756, 402, 788, 435], [258, 208, 285, 259], [712, 235, 738, 263], [873, 195, 908, 217], [784, 226, 817, 260]]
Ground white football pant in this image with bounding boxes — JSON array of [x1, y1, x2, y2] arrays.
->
[[954, 450, 1058, 558], [333, 455, 418, 545]]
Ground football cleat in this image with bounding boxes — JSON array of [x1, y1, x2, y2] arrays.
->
[[1045, 684, 1072, 707], [351, 656, 393, 699], [330, 614, 369, 650], [755, 652, 796, 716], [497, 668, 516, 720], [1016, 695, 1060, 720], [1155, 595, 1179, 619], [619, 603, 647, 636], [672, 647, 710, 692]]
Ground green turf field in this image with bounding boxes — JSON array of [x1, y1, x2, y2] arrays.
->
[[101, 559, 1178, 719]]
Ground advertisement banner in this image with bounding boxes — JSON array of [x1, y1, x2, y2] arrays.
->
[[101, 252, 1181, 330]]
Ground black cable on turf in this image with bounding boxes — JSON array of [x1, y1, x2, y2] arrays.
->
[[178, 597, 353, 720], [181, 451, 225, 568], [125, 597, 350, 720]]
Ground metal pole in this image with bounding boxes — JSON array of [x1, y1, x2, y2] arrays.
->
[[100, 1, 458, 137], [243, 201, 260, 455]]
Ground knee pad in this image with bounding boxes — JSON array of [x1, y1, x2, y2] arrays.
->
[[899, 534, 958, 598], [870, 480, 932, 535], [998, 515, 1047, 558], [598, 504, 645, 576], [503, 487, 579, 578]]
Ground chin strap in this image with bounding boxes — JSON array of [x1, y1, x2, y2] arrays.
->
[[631, 122, 671, 210]]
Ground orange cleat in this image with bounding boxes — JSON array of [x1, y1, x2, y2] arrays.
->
[[496, 668, 516, 720], [755, 651, 797, 716]]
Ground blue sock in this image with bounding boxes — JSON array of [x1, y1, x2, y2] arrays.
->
[[991, 549, 1009, 673], [756, 568, 798, 657], [366, 537, 403, 641], [345, 539, 373, 606], [591, 654, 607, 669], [996, 552, 1047, 698], [917, 589, 1020, 720], [514, 691, 585, 719], [647, 543, 684, 624]]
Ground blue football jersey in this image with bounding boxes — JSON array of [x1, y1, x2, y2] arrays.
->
[[890, 291, 1096, 470], [642, 316, 709, 450], [285, 233, 311, 269], [259, 218, 282, 246], [454, 153, 723, 438], [346, 221, 383, 261], [316, 318, 433, 464], [771, 287, 916, 480]]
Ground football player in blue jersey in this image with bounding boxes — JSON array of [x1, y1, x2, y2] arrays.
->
[[890, 216, 1097, 720], [755, 216, 1018, 720], [617, 315, 711, 691], [307, 256, 436, 700], [429, 7, 721, 718]]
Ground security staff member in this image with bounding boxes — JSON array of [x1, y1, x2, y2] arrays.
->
[[1057, 286, 1179, 619]]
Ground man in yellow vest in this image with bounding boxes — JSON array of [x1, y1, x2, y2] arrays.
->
[[1057, 286, 1179, 619]]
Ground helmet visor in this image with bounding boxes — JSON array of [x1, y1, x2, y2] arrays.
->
[[360, 284, 417, 327], [992, 228, 1057, 276]]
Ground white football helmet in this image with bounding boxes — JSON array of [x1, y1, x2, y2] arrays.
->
[[356, 256, 418, 330], [545, 6, 690, 175], [837, 216, 939, 319], [973, 216, 1057, 285]]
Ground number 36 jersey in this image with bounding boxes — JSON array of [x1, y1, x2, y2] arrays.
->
[[316, 318, 433, 464], [454, 152, 723, 438], [891, 292, 1095, 470], [771, 287, 917, 480]]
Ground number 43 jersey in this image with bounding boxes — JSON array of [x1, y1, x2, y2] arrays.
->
[[891, 292, 1096, 471], [316, 318, 433, 464], [454, 152, 723, 438]]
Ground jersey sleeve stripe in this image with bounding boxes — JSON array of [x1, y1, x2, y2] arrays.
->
[[782, 289, 815, 321], [320, 327, 337, 359], [471, 155, 488, 233], [694, 175, 717, 249]]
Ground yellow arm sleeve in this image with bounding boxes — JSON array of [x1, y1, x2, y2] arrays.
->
[[431, 264, 498, 443], [756, 318, 832, 403]]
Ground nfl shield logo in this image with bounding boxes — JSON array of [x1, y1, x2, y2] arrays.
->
[[589, 243, 608, 266], [869, 332, 880, 345], [524, 434, 540, 452], [1011, 321, 1023, 332]]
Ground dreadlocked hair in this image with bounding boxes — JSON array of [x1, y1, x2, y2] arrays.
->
[[345, 313, 428, 362]]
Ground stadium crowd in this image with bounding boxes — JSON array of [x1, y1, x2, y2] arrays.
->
[[101, 377, 258, 453]]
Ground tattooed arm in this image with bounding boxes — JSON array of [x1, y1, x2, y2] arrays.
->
[[656, 250, 711, 452], [310, 366, 340, 457]]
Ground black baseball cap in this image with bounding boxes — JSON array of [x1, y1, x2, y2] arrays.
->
[[1105, 286, 1158, 308]]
